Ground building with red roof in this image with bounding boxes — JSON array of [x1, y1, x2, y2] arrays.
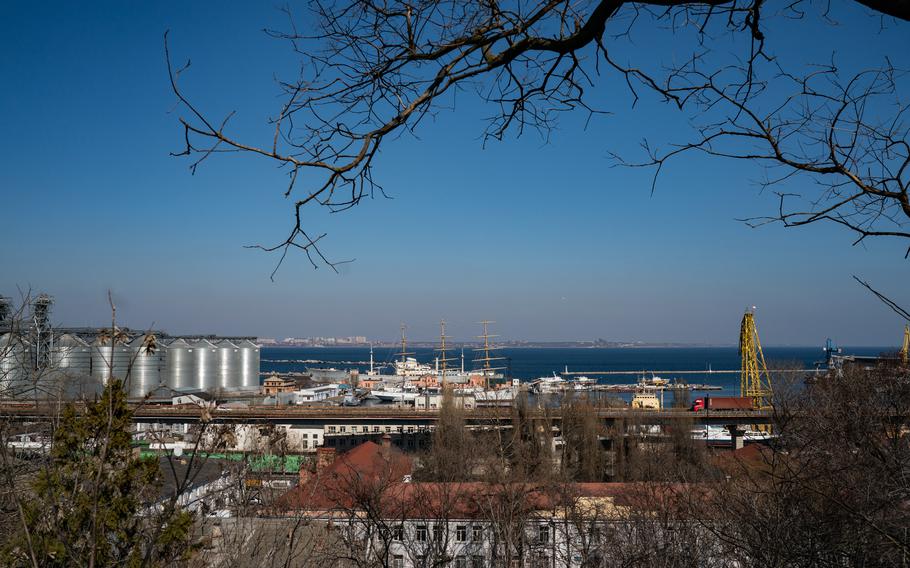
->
[[269, 438, 719, 568]]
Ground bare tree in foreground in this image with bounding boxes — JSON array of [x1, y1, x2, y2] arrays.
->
[[166, 1, 909, 273], [690, 362, 910, 567]]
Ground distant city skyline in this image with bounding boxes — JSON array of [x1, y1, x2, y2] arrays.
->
[[2, 2, 907, 347], [0, 291, 900, 348]]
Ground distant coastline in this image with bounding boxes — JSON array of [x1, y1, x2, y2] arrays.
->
[[259, 341, 893, 350], [259, 340, 737, 349]]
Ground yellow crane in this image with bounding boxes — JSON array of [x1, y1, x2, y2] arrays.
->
[[740, 308, 773, 410], [901, 324, 909, 366]]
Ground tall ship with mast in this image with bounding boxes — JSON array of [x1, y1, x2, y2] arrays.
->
[[367, 320, 511, 402], [369, 324, 422, 403], [472, 320, 507, 389]]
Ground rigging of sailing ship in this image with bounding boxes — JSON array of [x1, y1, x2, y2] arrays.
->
[[472, 320, 507, 390], [392, 323, 433, 378], [435, 320, 458, 388]]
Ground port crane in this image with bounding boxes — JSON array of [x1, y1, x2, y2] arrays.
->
[[740, 308, 773, 411], [901, 325, 909, 366]]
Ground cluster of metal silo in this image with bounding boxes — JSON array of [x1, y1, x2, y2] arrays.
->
[[156, 338, 258, 394], [0, 292, 260, 400]]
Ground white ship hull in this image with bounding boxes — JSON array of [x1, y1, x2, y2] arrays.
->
[[371, 390, 419, 403]]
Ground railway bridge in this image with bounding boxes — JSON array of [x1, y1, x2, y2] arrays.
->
[[0, 403, 771, 428]]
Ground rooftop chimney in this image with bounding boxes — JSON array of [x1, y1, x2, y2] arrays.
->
[[380, 433, 392, 457], [316, 447, 336, 474]]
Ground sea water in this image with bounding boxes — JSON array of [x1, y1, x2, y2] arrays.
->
[[261, 345, 890, 398]]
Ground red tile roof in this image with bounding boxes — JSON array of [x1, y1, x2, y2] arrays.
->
[[275, 440, 413, 512], [274, 440, 700, 519]]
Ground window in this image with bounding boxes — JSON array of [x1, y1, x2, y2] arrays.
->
[[385, 426, 392, 433], [456, 525, 467, 542], [538, 525, 550, 544], [392, 525, 403, 541], [471, 556, 485, 568], [392, 555, 404, 568], [302, 440, 308, 449], [472, 525, 483, 541], [373, 426, 380, 432], [362, 426, 369, 433], [407, 426, 415, 433], [455, 557, 467, 568], [416, 525, 427, 542], [433, 525, 443, 542], [328, 426, 336, 434], [340, 426, 347, 433]]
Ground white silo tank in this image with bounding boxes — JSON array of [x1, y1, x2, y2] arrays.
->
[[91, 337, 132, 386], [128, 335, 163, 398], [47, 334, 93, 398], [164, 338, 193, 390], [215, 339, 240, 389], [237, 339, 260, 389], [0, 333, 31, 398], [192, 339, 218, 392]]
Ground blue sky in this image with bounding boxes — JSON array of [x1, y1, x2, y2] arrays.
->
[[1, 2, 907, 346]]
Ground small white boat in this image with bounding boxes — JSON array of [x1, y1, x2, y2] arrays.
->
[[533, 374, 566, 394], [371, 384, 420, 403], [572, 376, 596, 391]]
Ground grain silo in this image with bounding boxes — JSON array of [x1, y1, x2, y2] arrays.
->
[[47, 334, 93, 397], [237, 339, 260, 389], [128, 334, 164, 398], [215, 339, 240, 389], [192, 339, 218, 391], [91, 336, 133, 386], [50, 334, 92, 377], [0, 333, 31, 397], [164, 338, 193, 390]]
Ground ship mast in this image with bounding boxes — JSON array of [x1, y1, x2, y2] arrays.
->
[[397, 323, 415, 388], [398, 323, 412, 365], [473, 320, 506, 390], [436, 319, 457, 388]]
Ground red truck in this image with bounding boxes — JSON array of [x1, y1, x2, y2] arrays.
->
[[691, 396, 753, 411]]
